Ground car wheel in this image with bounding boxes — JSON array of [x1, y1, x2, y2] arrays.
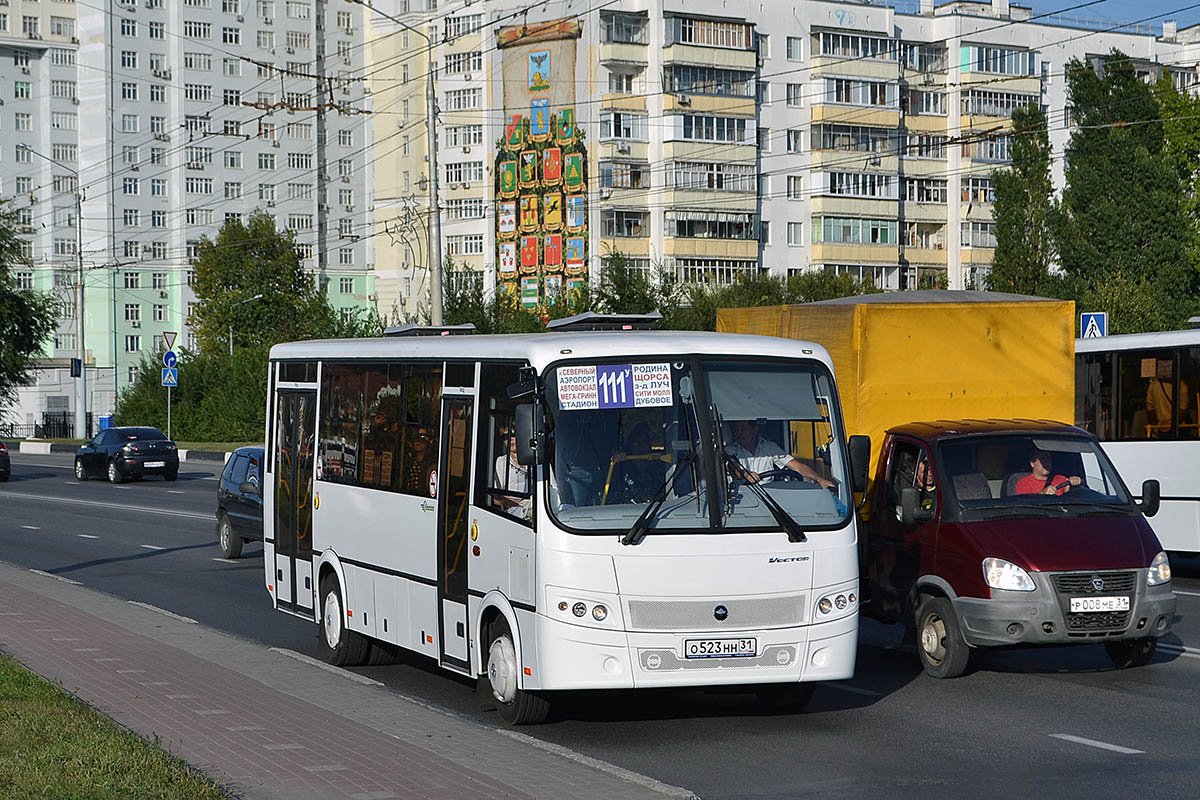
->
[[165, 470, 178, 482], [107, 460, 124, 484], [74, 459, 88, 481], [217, 514, 243, 559], [915, 596, 971, 679], [484, 617, 550, 725], [317, 575, 370, 667], [1105, 637, 1157, 669]]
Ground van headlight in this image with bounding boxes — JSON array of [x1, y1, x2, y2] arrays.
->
[[1147, 551, 1172, 586], [982, 558, 1036, 592]]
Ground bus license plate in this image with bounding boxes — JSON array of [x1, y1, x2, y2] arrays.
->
[[145, 461, 166, 468], [684, 638, 757, 659], [1069, 596, 1130, 613]]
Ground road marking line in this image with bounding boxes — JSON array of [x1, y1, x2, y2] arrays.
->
[[1174, 590, 1200, 597], [28, 569, 82, 586], [1049, 734, 1144, 754], [167, 490, 185, 494], [94, 658, 122, 663], [1157, 643, 1200, 660], [825, 682, 882, 697], [52, 637, 79, 642], [77, 534, 99, 539], [165, 694, 198, 700], [212, 558, 242, 564], [195, 710, 229, 716], [0, 491, 212, 521], [304, 765, 348, 773], [20, 525, 40, 530], [116, 669, 145, 675], [72, 648, 101, 652], [140, 544, 165, 550], [127, 601, 197, 624], [226, 725, 265, 732]]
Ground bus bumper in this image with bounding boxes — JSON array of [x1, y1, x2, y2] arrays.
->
[[530, 611, 858, 691]]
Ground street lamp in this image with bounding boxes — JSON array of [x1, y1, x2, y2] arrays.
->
[[20, 145, 86, 440], [229, 293, 264, 356], [344, 0, 443, 324]]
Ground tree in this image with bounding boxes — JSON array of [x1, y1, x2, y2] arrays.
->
[[0, 202, 56, 410], [1054, 51, 1199, 332], [988, 104, 1055, 295], [190, 212, 349, 353], [666, 271, 879, 332]]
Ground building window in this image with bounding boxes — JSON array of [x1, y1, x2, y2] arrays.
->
[[125, 335, 142, 352], [812, 216, 898, 245], [340, 277, 354, 294], [825, 172, 896, 199], [445, 234, 485, 256], [154, 304, 167, 322], [599, 162, 650, 189], [905, 177, 948, 203], [961, 221, 997, 248], [679, 114, 747, 144], [962, 176, 995, 203], [663, 65, 754, 98], [669, 161, 754, 192], [125, 304, 142, 323], [787, 36, 803, 60], [666, 210, 757, 240], [819, 32, 896, 61], [123, 178, 140, 195], [124, 272, 141, 289], [667, 16, 752, 50], [601, 209, 649, 238], [787, 175, 803, 200]]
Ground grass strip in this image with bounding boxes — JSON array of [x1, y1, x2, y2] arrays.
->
[[0, 653, 232, 800]]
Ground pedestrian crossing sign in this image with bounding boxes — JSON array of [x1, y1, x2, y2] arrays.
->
[[1081, 312, 1107, 339], [162, 367, 178, 387]]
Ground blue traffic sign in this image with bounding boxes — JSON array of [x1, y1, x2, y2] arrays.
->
[[161, 367, 178, 387], [1081, 312, 1107, 339], [162, 350, 178, 368]]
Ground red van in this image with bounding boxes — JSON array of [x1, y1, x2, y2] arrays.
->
[[863, 419, 1176, 678]]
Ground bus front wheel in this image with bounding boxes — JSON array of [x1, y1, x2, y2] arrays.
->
[[484, 618, 550, 725], [318, 575, 370, 667]]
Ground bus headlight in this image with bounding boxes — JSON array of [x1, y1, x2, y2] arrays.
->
[[572, 602, 587, 617], [1147, 551, 1172, 586], [983, 558, 1036, 592], [592, 604, 608, 621]]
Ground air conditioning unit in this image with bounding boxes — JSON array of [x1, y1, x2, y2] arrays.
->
[[922, 74, 935, 86], [616, 143, 631, 154], [159, 290, 168, 298], [677, 94, 691, 106], [344, 204, 354, 212], [266, 200, 275, 207], [463, 73, 472, 81], [343, 58, 351, 66], [600, 188, 612, 199], [286, 47, 295, 54], [129, 164, 139, 171], [344, 27, 354, 36], [271, 140, 280, 147], [70, 37, 79, 44], [72, 97, 79, 105], [462, 145, 471, 154], [264, 17, 273, 25], [237, 15, 244, 22], [341, 175, 350, 183], [21, 67, 30, 75], [319, 203, 329, 211], [131, 321, 141, 328], [363, 86, 372, 95], [367, 293, 376, 301], [447, 182, 458, 189]]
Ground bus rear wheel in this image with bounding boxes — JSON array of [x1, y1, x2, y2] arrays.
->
[[484, 618, 550, 725], [317, 575, 370, 667]]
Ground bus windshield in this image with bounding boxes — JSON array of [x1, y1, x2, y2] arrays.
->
[[544, 358, 852, 535]]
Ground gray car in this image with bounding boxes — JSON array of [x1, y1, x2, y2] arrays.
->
[[216, 446, 264, 558]]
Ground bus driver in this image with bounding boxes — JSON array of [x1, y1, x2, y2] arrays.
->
[[726, 419, 836, 490]]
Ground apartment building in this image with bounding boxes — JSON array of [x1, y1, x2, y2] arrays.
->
[[367, 0, 1200, 317], [2, 0, 377, 432]]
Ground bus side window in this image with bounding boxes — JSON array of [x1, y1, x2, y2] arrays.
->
[[475, 363, 533, 526]]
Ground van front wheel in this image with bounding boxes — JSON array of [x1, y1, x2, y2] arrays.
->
[[1105, 637, 1157, 669], [916, 596, 970, 679]]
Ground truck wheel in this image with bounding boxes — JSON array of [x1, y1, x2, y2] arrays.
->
[[916, 596, 970, 679], [484, 618, 550, 725], [217, 514, 243, 559], [1105, 638, 1157, 669], [317, 575, 370, 667]]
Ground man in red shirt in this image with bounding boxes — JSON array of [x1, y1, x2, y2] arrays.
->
[[1015, 449, 1082, 496]]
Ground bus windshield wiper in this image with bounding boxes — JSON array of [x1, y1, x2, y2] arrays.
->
[[621, 452, 695, 547], [724, 454, 807, 543]]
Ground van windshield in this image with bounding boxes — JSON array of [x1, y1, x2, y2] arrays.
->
[[938, 434, 1133, 513], [543, 357, 851, 535]]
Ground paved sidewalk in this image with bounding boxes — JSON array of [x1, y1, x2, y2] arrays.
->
[[0, 562, 696, 800]]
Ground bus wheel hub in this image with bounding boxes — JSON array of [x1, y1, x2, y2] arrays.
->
[[488, 636, 518, 704]]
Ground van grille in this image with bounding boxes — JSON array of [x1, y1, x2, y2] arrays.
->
[[627, 595, 805, 632], [1050, 571, 1137, 594], [1050, 570, 1137, 633]]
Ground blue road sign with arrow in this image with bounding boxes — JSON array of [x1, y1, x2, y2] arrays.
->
[[162, 350, 178, 369]]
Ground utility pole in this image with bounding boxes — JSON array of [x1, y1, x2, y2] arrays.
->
[[346, 0, 442, 323], [21, 145, 87, 439], [316, 0, 330, 297]]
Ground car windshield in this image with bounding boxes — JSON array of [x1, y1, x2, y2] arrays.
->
[[544, 357, 851, 534], [125, 428, 168, 441], [938, 433, 1133, 514]]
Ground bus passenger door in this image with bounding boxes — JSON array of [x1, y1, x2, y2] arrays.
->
[[438, 395, 474, 670], [273, 390, 317, 617]]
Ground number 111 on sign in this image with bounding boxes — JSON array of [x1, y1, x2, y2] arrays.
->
[[597, 365, 632, 408]]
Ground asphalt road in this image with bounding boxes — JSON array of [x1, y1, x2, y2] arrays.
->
[[3, 451, 1199, 800]]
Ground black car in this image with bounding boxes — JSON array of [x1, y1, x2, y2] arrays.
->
[[0, 440, 10, 481], [75, 426, 179, 483], [216, 446, 264, 558]]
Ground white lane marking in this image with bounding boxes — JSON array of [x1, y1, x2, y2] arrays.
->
[[127, 601, 197, 624], [77, 534, 99, 539], [140, 544, 165, 550], [167, 490, 186, 494], [0, 491, 212, 521], [20, 525, 40, 530], [268, 648, 384, 687], [1049, 734, 1144, 755], [212, 558, 242, 564], [825, 682, 882, 697], [1174, 590, 1200, 597], [1158, 643, 1200, 660]]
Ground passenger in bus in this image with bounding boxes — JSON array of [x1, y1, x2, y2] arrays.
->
[[493, 428, 530, 520], [1146, 362, 1189, 435], [726, 419, 835, 489], [403, 429, 435, 494], [608, 423, 669, 504], [1014, 449, 1082, 496]]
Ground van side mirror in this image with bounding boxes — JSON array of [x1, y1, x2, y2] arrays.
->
[[848, 435, 870, 494], [1139, 479, 1160, 518], [900, 486, 933, 526], [514, 403, 545, 466]]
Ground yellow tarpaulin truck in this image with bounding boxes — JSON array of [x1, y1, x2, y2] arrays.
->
[[719, 292, 1175, 678]]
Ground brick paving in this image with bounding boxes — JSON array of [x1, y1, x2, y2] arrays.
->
[[0, 563, 694, 800]]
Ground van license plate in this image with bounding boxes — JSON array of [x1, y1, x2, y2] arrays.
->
[[684, 638, 757, 659], [1069, 596, 1130, 613]]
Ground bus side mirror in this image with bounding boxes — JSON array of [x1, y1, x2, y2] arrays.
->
[[514, 403, 544, 466], [900, 486, 933, 526], [848, 435, 870, 494], [1139, 479, 1160, 518]]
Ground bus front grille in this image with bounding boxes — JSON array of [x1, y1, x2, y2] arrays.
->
[[627, 595, 806, 632]]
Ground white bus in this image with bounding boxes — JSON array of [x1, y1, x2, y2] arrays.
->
[[1077, 329, 1200, 554], [263, 324, 867, 723]]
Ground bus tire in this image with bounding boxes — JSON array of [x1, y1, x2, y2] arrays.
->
[[484, 618, 549, 725], [1105, 637, 1157, 669], [318, 575, 370, 667], [217, 514, 243, 559], [915, 596, 970, 679]]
